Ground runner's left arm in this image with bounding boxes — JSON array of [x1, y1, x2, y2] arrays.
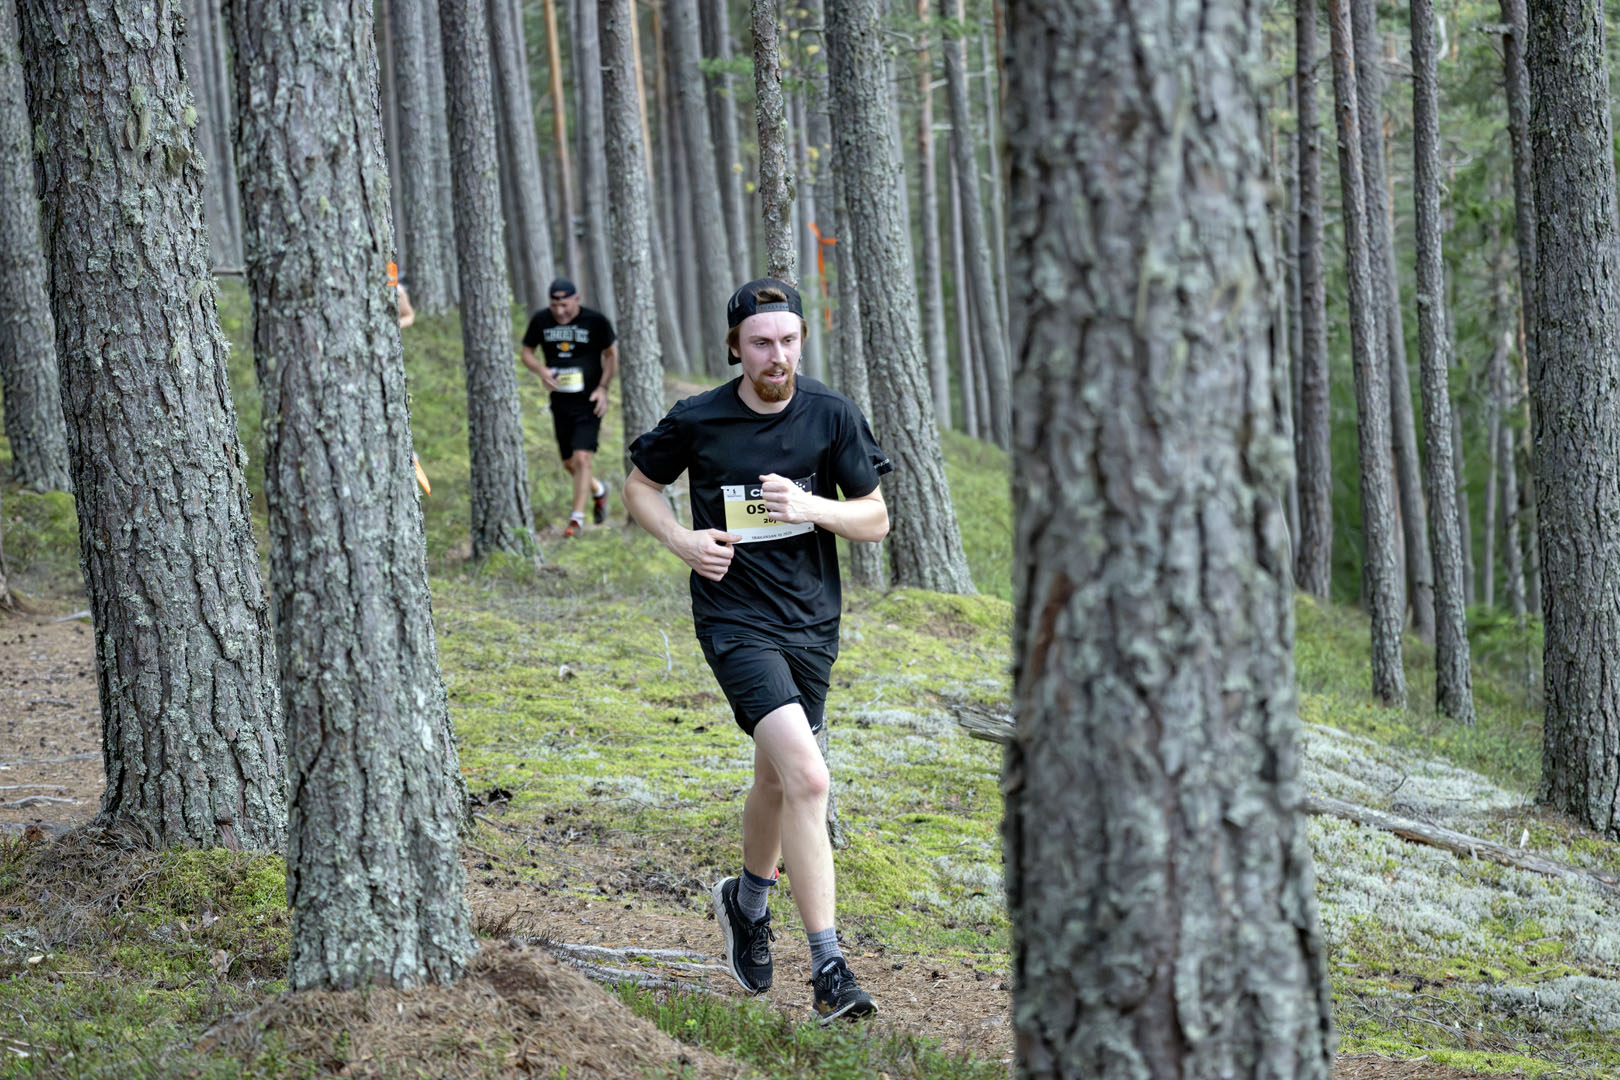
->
[[589, 344, 618, 417]]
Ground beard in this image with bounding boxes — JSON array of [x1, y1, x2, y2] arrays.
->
[[749, 364, 796, 403]]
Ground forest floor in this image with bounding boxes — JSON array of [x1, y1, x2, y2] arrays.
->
[[4, 286, 1618, 1078]]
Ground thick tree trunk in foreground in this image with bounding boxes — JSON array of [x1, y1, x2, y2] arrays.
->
[[230, 0, 475, 989], [1528, 0, 1620, 840], [601, 0, 662, 461], [19, 0, 285, 850], [752, 0, 794, 283], [1328, 0, 1405, 707], [826, 0, 973, 594], [0, 0, 70, 493], [1409, 0, 1474, 724], [1004, 1, 1337, 1074], [440, 0, 537, 558], [1294, 0, 1331, 598]]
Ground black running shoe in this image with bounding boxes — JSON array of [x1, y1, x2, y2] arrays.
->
[[592, 480, 610, 525], [712, 876, 774, 993], [812, 957, 876, 1024]]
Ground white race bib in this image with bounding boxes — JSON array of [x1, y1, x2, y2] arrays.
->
[[720, 479, 815, 544], [554, 367, 585, 392]]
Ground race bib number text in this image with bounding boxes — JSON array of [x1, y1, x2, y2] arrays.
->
[[720, 477, 815, 543], [554, 367, 585, 392]]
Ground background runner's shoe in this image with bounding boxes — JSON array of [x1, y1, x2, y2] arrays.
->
[[593, 481, 610, 524], [812, 958, 875, 1024], [563, 519, 582, 538], [712, 877, 773, 993]]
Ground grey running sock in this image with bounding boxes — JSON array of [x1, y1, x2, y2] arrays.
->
[[737, 867, 775, 922], [807, 926, 842, 972]]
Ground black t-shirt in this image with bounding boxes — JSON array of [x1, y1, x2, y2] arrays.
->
[[522, 307, 617, 405], [629, 376, 893, 644]]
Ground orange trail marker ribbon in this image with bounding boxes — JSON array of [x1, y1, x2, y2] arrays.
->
[[413, 453, 431, 496], [807, 222, 836, 331]]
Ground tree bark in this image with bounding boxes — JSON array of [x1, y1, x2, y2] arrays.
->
[[601, 0, 662, 464], [700, 0, 748, 282], [178, 0, 236, 268], [1294, 0, 1331, 599], [752, 0, 794, 283], [940, 0, 1009, 449], [1409, 0, 1474, 724], [230, 0, 476, 989], [575, 0, 616, 314], [791, 89, 823, 379], [492, 0, 554, 314], [19, 0, 286, 850], [826, 0, 974, 594], [828, 153, 885, 589], [1499, 0, 1536, 431], [541, 0, 580, 282], [422, 0, 459, 304], [440, 0, 538, 558], [1004, 1, 1337, 1073], [1348, 0, 1430, 642], [377, 0, 406, 271], [1328, 0, 1405, 707], [0, 0, 70, 493], [1527, 0, 1620, 840], [915, 2, 949, 428], [391, 0, 453, 313], [1452, 402, 1474, 607], [948, 161, 978, 441], [667, 0, 733, 373]]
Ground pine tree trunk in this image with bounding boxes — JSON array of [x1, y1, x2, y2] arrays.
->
[[599, 0, 660, 471], [791, 90, 823, 379], [752, 0, 794, 283], [423, 0, 459, 304], [1527, 0, 1620, 841], [542, 0, 581, 281], [377, 0, 407, 271], [667, 0, 733, 373], [826, 0, 973, 594], [975, 21, 1008, 356], [19, 0, 286, 850], [828, 156, 885, 589], [575, 0, 616, 314], [1410, 0, 1474, 724], [1499, 353, 1526, 620], [1452, 403, 1475, 607], [1328, 0, 1406, 707], [939, 0, 1009, 449], [1349, 0, 1431, 642], [440, 0, 538, 558], [949, 161, 979, 440], [1004, 2, 1337, 1072], [230, 0, 476, 989], [700, 0, 748, 282], [1294, 0, 1331, 598], [0, 0, 70, 494], [391, 0, 453, 314], [1499, 0, 1536, 419], [916, 3, 950, 428], [492, 0, 554, 314], [179, 0, 230, 267]]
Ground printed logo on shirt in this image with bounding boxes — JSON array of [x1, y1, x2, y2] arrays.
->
[[554, 367, 585, 392], [543, 325, 592, 345], [721, 475, 815, 543]]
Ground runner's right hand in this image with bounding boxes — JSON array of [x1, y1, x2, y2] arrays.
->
[[540, 367, 560, 390], [679, 528, 742, 582]]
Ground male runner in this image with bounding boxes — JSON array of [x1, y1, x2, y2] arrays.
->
[[622, 278, 890, 1024], [521, 278, 617, 536]]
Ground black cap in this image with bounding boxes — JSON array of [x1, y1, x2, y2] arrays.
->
[[726, 278, 803, 331], [548, 278, 577, 298]]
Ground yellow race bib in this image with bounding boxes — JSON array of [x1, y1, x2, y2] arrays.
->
[[554, 367, 585, 392], [720, 480, 815, 544]]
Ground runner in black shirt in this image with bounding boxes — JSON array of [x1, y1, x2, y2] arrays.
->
[[624, 278, 890, 1024], [521, 278, 618, 536]]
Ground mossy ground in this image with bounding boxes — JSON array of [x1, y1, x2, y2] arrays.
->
[[3, 285, 1618, 1077]]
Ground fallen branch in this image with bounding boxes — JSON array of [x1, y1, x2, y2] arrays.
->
[[0, 753, 98, 768], [547, 941, 726, 974], [0, 795, 76, 809], [559, 958, 723, 995], [1304, 794, 1620, 899], [949, 702, 1013, 744]]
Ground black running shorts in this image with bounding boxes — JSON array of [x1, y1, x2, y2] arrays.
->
[[698, 634, 838, 737], [552, 398, 601, 458]]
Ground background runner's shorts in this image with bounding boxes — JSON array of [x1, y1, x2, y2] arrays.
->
[[698, 635, 838, 736], [552, 400, 601, 457]]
